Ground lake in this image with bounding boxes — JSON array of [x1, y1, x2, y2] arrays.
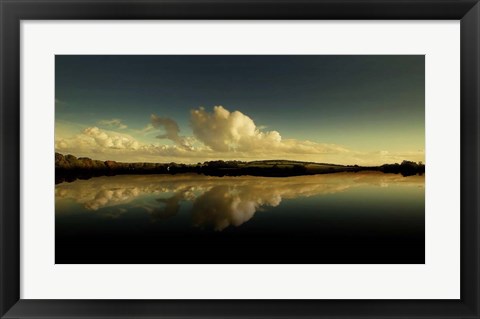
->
[[55, 172, 425, 264]]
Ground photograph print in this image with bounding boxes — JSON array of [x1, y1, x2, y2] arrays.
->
[[55, 55, 425, 264]]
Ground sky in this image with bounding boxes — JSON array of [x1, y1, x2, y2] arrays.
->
[[55, 55, 425, 165]]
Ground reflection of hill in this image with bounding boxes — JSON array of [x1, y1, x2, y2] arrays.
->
[[56, 173, 424, 230]]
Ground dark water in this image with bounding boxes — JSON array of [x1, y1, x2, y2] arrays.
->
[[55, 172, 425, 264]]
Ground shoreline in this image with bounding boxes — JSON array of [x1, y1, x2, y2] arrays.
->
[[55, 152, 425, 184]]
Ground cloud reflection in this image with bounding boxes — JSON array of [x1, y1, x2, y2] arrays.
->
[[55, 173, 424, 230]]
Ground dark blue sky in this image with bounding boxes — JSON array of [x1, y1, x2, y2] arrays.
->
[[55, 55, 424, 162]]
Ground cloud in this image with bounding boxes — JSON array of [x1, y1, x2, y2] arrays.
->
[[82, 127, 140, 149], [55, 127, 142, 154], [346, 149, 426, 166], [141, 123, 155, 134], [55, 126, 207, 162], [150, 114, 193, 150], [55, 106, 424, 165], [190, 106, 348, 155], [98, 118, 128, 130], [190, 106, 281, 152]]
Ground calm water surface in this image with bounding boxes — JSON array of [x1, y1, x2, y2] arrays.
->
[[55, 172, 424, 264]]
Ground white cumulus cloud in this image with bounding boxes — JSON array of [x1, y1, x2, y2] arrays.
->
[[190, 106, 347, 156], [190, 106, 281, 152], [82, 127, 140, 150], [55, 106, 424, 165]]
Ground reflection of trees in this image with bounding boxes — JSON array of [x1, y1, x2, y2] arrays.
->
[[56, 173, 424, 230], [381, 160, 425, 176]]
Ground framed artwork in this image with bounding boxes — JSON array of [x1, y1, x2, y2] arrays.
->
[[1, 0, 479, 318], [55, 54, 425, 265]]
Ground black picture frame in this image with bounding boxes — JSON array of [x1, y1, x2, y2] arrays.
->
[[1, 0, 479, 318]]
